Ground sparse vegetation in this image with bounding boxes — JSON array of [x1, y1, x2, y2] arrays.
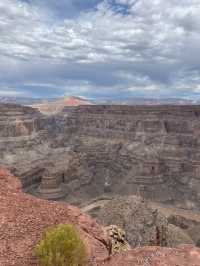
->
[[35, 224, 87, 266]]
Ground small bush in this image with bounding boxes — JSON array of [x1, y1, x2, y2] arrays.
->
[[35, 224, 87, 266]]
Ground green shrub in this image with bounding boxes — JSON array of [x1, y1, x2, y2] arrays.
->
[[35, 224, 87, 266]]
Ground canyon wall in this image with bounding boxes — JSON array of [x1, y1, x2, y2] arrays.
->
[[1, 104, 200, 209], [61, 105, 200, 208], [0, 104, 54, 187]]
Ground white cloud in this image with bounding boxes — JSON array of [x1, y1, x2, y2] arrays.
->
[[1, 0, 200, 98], [0, 88, 24, 96]]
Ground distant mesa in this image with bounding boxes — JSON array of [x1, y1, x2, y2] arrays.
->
[[0, 95, 94, 114], [61, 96, 93, 106], [31, 96, 94, 114]]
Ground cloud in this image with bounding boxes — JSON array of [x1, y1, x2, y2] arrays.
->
[[0, 88, 25, 96], [0, 0, 200, 99]]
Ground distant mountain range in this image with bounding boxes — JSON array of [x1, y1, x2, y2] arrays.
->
[[101, 98, 200, 105], [0, 96, 57, 105], [0, 96, 200, 111]]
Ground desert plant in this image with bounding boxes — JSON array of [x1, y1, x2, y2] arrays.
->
[[35, 224, 87, 266]]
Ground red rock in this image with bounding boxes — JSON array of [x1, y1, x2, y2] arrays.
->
[[32, 96, 93, 113], [0, 167, 21, 194], [62, 96, 92, 106], [0, 167, 109, 266], [1, 167, 200, 266]]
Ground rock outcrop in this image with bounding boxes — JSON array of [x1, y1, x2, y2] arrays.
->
[[0, 104, 50, 188], [94, 196, 194, 248], [36, 175, 66, 200], [105, 225, 131, 255], [0, 168, 109, 266], [150, 202, 200, 247]]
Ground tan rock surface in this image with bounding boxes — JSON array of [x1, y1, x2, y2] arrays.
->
[[101, 245, 200, 266]]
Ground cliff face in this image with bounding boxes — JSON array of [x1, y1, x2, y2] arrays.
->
[[1, 104, 200, 209], [62, 105, 200, 209], [0, 104, 53, 188]]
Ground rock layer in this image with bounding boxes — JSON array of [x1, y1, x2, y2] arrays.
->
[[2, 104, 200, 209], [62, 105, 200, 209], [36, 175, 66, 200]]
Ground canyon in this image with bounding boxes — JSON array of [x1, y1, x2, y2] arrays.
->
[[2, 103, 200, 265], [1, 103, 200, 210]]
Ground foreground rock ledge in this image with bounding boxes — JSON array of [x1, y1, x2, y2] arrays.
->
[[1, 167, 200, 266], [101, 245, 200, 266], [0, 167, 109, 266]]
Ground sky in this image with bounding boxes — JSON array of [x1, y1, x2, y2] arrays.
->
[[1, 0, 200, 99]]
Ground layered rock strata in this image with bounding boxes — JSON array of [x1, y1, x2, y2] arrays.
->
[[61, 105, 200, 209], [0, 104, 49, 188], [36, 175, 66, 200], [2, 104, 200, 210]]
